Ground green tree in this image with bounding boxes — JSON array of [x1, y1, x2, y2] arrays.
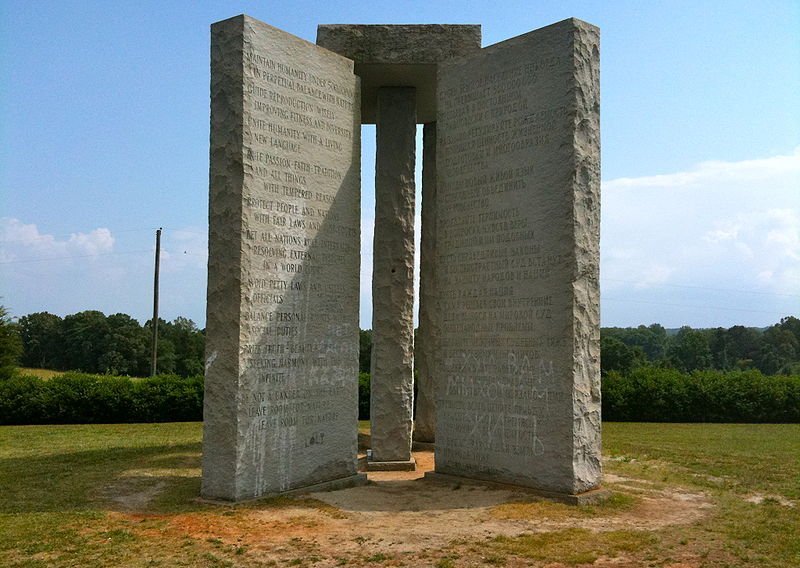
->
[[600, 335, 645, 375], [778, 315, 800, 335], [708, 327, 731, 370], [61, 310, 110, 373], [162, 317, 204, 377], [103, 313, 149, 375], [0, 305, 22, 379], [727, 325, 761, 369], [756, 324, 798, 375], [18, 311, 63, 369], [359, 329, 372, 374], [145, 318, 179, 375], [602, 324, 668, 363], [667, 326, 712, 372]]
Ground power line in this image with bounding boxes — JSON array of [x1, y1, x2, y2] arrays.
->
[[0, 250, 153, 265], [603, 278, 800, 298], [160, 227, 207, 237], [603, 297, 796, 316]]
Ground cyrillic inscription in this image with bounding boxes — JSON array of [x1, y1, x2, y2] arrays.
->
[[435, 20, 601, 495]]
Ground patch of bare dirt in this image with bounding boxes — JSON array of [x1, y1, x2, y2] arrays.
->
[[100, 449, 713, 565], [744, 493, 796, 507], [98, 477, 168, 512]]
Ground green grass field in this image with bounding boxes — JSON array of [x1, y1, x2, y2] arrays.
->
[[0, 422, 797, 567], [18, 368, 149, 381], [18, 368, 66, 380]]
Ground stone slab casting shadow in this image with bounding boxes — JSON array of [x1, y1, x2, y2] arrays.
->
[[202, 14, 601, 504]]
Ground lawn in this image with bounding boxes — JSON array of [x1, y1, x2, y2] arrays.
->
[[0, 422, 797, 567], [18, 368, 66, 380]]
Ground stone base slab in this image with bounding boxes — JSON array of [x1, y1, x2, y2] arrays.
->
[[424, 472, 611, 505], [198, 474, 368, 505], [366, 458, 417, 472], [412, 441, 435, 452]]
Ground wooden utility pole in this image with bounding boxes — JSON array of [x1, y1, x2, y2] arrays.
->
[[151, 227, 162, 376]]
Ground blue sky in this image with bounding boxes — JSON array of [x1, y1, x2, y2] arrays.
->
[[1, 0, 798, 329]]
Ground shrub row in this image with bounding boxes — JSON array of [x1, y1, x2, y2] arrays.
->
[[3, 367, 797, 425], [0, 372, 203, 425], [603, 367, 800, 423]]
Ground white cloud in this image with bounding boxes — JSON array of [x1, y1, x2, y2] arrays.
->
[[0, 218, 114, 262], [605, 146, 800, 190], [634, 264, 673, 289], [601, 146, 800, 327], [0, 220, 208, 324]]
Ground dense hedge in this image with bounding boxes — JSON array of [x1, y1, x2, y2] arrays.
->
[[3, 368, 797, 425], [603, 367, 800, 423], [0, 372, 203, 425]]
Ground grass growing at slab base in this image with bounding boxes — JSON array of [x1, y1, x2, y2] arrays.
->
[[489, 491, 637, 521]]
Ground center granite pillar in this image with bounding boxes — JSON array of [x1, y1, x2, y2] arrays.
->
[[413, 122, 438, 445], [369, 87, 417, 468]]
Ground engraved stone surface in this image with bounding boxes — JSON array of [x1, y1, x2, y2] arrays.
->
[[369, 87, 417, 464], [202, 14, 362, 501], [413, 122, 438, 443], [316, 25, 481, 123], [434, 18, 601, 496]]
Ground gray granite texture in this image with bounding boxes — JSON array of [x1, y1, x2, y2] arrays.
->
[[369, 87, 417, 463], [316, 25, 481, 64], [316, 25, 481, 123], [434, 18, 601, 496], [413, 122, 438, 444], [202, 14, 362, 502]]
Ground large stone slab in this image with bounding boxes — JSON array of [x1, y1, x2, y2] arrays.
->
[[316, 25, 481, 123], [202, 15, 362, 502], [369, 87, 417, 464], [434, 19, 601, 496]]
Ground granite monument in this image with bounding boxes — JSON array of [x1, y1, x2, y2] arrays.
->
[[202, 15, 602, 503]]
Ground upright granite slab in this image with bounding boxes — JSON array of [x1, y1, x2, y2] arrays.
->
[[202, 15, 363, 502], [369, 87, 417, 465], [433, 19, 602, 497]]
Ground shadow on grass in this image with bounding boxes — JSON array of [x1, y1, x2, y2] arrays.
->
[[0, 442, 208, 515]]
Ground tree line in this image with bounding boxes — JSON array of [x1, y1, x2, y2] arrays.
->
[[7, 310, 204, 378], [357, 317, 800, 377], [2, 307, 799, 380], [1, 307, 797, 424], [600, 317, 800, 376]]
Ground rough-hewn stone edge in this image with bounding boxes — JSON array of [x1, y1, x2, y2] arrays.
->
[[424, 472, 611, 505], [316, 24, 481, 64], [433, 17, 602, 497], [196, 474, 368, 506], [567, 19, 602, 495], [245, 15, 356, 72], [202, 14, 247, 502], [366, 458, 417, 472], [202, 14, 362, 503]]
